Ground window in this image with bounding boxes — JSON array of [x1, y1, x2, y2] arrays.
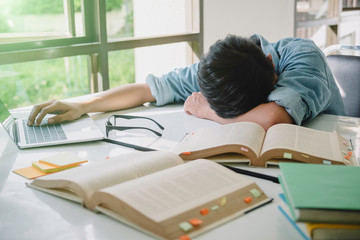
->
[[0, 56, 90, 108], [0, 0, 84, 43], [0, 0, 202, 109]]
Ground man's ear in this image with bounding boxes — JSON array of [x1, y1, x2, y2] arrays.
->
[[267, 54, 275, 68], [267, 54, 278, 85]]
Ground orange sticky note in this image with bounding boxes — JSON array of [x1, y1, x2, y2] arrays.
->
[[345, 155, 351, 160], [189, 218, 203, 227], [244, 197, 252, 204], [13, 166, 51, 179], [200, 208, 209, 216], [182, 152, 192, 155], [348, 152, 353, 156]]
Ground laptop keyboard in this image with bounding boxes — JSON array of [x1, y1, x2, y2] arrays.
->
[[22, 120, 67, 144]]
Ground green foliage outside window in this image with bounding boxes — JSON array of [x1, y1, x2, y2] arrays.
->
[[0, 56, 90, 108], [0, 0, 135, 109], [2, 0, 122, 15]]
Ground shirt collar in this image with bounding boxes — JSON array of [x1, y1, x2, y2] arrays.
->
[[251, 34, 280, 74]]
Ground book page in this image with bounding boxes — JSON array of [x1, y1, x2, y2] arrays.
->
[[93, 159, 254, 223], [261, 124, 341, 160], [173, 122, 265, 158], [29, 151, 183, 208]]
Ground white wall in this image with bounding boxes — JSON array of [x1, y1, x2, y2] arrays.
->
[[133, 0, 192, 83], [132, 0, 296, 83], [203, 0, 295, 52]]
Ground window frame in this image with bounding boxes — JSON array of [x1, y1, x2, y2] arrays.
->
[[0, 0, 203, 92]]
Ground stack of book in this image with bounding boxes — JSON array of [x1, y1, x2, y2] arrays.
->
[[278, 163, 360, 240]]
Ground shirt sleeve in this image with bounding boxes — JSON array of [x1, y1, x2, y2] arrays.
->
[[145, 63, 200, 106], [268, 42, 331, 125]]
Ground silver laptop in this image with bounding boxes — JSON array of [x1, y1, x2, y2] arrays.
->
[[0, 99, 104, 149]]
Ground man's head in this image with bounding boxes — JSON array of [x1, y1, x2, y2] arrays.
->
[[198, 35, 275, 118]]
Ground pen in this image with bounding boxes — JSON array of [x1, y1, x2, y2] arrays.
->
[[223, 164, 279, 183], [102, 138, 156, 152]]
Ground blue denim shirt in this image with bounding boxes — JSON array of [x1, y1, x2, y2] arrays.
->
[[146, 34, 345, 125]]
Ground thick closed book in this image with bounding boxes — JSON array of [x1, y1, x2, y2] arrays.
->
[[28, 151, 272, 240], [306, 223, 360, 240], [279, 163, 360, 224], [173, 122, 357, 167], [277, 193, 310, 240]]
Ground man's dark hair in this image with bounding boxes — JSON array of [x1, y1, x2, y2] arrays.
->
[[198, 35, 275, 118]]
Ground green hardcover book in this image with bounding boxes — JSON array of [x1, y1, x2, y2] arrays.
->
[[279, 162, 360, 224]]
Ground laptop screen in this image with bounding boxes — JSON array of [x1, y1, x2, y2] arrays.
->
[[0, 99, 16, 141]]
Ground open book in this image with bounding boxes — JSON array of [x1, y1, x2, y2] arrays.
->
[[173, 122, 358, 167], [28, 151, 272, 240]]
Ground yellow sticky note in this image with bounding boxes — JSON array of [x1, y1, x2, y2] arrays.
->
[[39, 152, 87, 167], [32, 161, 78, 173]]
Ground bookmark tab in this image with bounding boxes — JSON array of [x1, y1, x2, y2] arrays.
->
[[250, 188, 261, 198], [179, 235, 191, 240], [220, 197, 227, 206], [182, 152, 192, 155], [189, 218, 203, 227], [283, 152, 292, 159], [323, 160, 332, 165], [244, 197, 252, 204], [240, 147, 249, 152], [211, 205, 219, 211], [200, 208, 209, 215], [179, 222, 193, 232]]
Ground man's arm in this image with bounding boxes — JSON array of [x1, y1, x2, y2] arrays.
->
[[28, 83, 155, 126], [184, 92, 293, 130]]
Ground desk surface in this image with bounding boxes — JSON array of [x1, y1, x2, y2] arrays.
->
[[1, 104, 359, 240]]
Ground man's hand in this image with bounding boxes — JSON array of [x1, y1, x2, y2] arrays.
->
[[27, 83, 156, 126], [28, 100, 85, 126], [184, 92, 216, 119]]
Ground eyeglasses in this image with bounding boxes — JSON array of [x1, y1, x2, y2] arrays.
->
[[105, 114, 165, 138]]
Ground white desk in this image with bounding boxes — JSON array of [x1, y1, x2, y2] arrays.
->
[[1, 104, 359, 240]]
